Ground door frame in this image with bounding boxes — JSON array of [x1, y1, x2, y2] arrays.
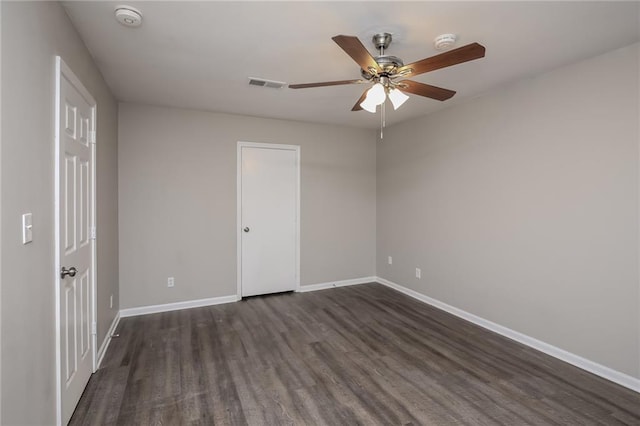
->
[[54, 56, 98, 426], [236, 141, 300, 299]]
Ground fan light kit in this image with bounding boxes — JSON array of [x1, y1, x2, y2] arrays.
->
[[289, 32, 486, 138], [115, 5, 143, 27]]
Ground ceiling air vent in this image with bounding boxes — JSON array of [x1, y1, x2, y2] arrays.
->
[[248, 77, 287, 89]]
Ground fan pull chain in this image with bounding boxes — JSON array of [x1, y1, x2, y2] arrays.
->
[[383, 101, 386, 128], [380, 101, 385, 139], [379, 41, 385, 140]]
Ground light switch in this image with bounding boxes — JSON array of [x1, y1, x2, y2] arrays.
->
[[22, 213, 33, 244]]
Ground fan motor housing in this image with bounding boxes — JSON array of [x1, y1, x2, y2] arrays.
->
[[361, 55, 404, 79]]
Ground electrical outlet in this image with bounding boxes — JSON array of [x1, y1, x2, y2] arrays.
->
[[168, 277, 175, 287], [388, 256, 393, 265], [415, 268, 421, 279], [110, 294, 113, 309]]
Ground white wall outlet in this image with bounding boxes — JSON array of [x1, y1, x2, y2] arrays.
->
[[110, 294, 113, 309], [167, 277, 175, 287], [388, 256, 393, 265], [416, 268, 421, 279], [22, 213, 33, 244]]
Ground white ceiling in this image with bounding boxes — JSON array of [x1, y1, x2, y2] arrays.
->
[[62, 1, 639, 129]]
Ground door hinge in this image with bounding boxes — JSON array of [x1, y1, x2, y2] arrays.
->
[[90, 130, 96, 144], [91, 322, 97, 336], [90, 227, 97, 240]]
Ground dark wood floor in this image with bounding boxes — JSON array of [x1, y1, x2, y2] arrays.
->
[[71, 284, 640, 425]]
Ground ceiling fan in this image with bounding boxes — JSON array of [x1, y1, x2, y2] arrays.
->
[[289, 33, 486, 113]]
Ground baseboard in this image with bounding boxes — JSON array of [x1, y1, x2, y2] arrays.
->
[[96, 312, 120, 369], [118, 276, 375, 317], [375, 277, 640, 393], [119, 295, 239, 318], [298, 276, 377, 293]]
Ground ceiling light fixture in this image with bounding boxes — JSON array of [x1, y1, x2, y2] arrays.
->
[[114, 5, 143, 27], [290, 32, 486, 140], [360, 82, 409, 112], [355, 34, 414, 138], [388, 88, 409, 110], [360, 97, 377, 113], [360, 82, 386, 113]]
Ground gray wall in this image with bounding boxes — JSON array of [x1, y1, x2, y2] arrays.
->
[[118, 103, 376, 309], [0, 3, 3, 420], [377, 43, 639, 378], [0, 2, 119, 423]]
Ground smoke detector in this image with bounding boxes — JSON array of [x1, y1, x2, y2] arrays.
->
[[115, 5, 143, 27], [434, 34, 457, 51], [248, 77, 287, 89]]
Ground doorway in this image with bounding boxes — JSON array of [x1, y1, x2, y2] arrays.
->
[[237, 142, 300, 297]]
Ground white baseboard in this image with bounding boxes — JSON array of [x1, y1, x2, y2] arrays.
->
[[96, 312, 120, 369], [298, 276, 377, 293], [118, 276, 375, 318], [119, 295, 239, 318], [375, 276, 640, 394]]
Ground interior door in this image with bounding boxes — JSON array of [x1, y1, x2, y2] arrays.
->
[[239, 144, 299, 297], [56, 58, 95, 426]]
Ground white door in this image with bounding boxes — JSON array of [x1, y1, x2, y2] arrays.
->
[[238, 143, 299, 297], [55, 57, 96, 426]]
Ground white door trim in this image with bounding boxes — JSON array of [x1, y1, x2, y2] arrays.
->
[[54, 56, 97, 426], [236, 141, 300, 299]]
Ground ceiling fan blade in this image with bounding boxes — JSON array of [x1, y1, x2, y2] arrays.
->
[[397, 43, 485, 78], [289, 79, 364, 89], [351, 89, 369, 111], [332, 35, 381, 74], [397, 80, 456, 101]]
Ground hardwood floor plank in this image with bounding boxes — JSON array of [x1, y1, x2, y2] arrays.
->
[[71, 284, 640, 425]]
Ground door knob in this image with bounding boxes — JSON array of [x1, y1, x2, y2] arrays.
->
[[244, 227, 250, 233], [60, 266, 77, 279]]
